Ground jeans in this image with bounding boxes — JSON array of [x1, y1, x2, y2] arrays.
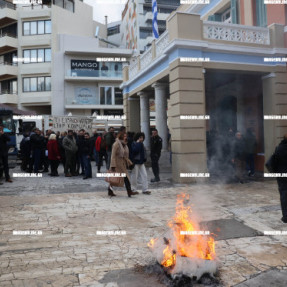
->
[[94, 148, 99, 166], [77, 153, 85, 174], [32, 149, 41, 173], [131, 164, 148, 192], [83, 155, 92, 178]]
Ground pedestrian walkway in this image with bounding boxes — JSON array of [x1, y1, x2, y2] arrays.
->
[[1, 166, 287, 286]]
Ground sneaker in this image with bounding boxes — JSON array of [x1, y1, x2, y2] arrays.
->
[[143, 191, 151, 195], [151, 178, 160, 183], [65, 173, 72, 177], [6, 179, 13, 183]]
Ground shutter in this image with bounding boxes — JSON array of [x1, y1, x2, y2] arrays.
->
[[256, 0, 267, 27], [231, 0, 238, 24]]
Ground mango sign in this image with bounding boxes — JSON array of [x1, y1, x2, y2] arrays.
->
[[51, 117, 93, 133]]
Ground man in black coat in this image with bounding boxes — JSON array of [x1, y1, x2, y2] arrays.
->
[[150, 129, 162, 182], [82, 133, 94, 179], [273, 134, 287, 223], [0, 124, 12, 183], [30, 128, 45, 173]]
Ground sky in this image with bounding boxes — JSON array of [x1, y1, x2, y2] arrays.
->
[[83, 0, 126, 24]]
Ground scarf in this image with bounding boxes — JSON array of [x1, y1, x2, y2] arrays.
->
[[116, 138, 128, 158]]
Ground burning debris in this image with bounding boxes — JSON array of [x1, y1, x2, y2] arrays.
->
[[148, 193, 219, 282]]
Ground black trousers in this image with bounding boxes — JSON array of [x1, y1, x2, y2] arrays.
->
[[50, 160, 59, 175], [0, 155, 10, 180], [279, 189, 287, 219], [98, 151, 108, 171], [151, 154, 160, 179], [124, 176, 132, 192]]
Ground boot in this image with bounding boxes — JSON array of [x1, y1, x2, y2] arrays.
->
[[108, 186, 116, 197], [127, 190, 139, 197]]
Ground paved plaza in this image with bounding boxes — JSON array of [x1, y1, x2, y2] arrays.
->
[[1, 165, 287, 287]]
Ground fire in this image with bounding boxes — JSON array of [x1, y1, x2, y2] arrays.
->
[[148, 193, 216, 269]]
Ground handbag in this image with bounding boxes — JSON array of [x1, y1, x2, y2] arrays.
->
[[105, 169, 123, 187]]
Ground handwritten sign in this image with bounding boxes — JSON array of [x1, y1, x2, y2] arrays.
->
[[51, 117, 93, 133]]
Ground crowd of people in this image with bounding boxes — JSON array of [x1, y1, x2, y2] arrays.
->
[[0, 124, 163, 197]]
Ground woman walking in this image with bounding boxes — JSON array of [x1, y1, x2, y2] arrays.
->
[[108, 132, 138, 197], [47, 134, 61, 176], [131, 132, 151, 194]]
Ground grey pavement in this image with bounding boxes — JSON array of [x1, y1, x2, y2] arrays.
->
[[1, 164, 287, 287]]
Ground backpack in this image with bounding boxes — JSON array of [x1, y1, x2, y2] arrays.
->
[[100, 137, 107, 150]]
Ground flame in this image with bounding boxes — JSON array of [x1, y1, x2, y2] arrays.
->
[[148, 193, 216, 268]]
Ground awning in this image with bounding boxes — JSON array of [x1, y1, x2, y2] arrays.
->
[[0, 104, 37, 115]]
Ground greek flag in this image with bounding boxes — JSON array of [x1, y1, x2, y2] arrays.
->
[[152, 0, 159, 39]]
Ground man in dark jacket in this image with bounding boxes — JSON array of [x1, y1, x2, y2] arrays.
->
[[20, 132, 31, 172], [105, 126, 115, 170], [150, 129, 162, 182], [232, 132, 246, 183], [273, 135, 287, 223], [0, 124, 12, 183], [90, 130, 99, 166], [62, 130, 78, 177], [245, 128, 257, 176], [82, 132, 94, 179], [30, 128, 45, 173]]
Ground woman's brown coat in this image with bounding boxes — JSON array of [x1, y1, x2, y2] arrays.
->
[[110, 139, 133, 187]]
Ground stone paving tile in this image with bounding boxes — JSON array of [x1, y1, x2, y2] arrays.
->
[[1, 166, 287, 286]]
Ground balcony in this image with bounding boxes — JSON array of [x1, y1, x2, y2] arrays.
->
[[0, 2, 17, 27], [18, 4, 51, 19], [20, 91, 51, 105], [0, 92, 17, 104], [0, 62, 17, 80], [65, 69, 123, 82], [0, 33, 17, 54], [127, 16, 272, 81]]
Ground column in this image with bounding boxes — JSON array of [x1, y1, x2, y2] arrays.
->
[[127, 97, 140, 133], [138, 91, 150, 149], [151, 82, 168, 150]]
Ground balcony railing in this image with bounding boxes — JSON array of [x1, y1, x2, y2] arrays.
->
[[66, 69, 122, 79], [0, 0, 16, 10], [128, 20, 272, 80], [203, 21, 270, 45], [0, 32, 17, 38]]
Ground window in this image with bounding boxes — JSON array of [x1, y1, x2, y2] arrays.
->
[[23, 77, 51, 92], [31, 22, 37, 35], [23, 22, 30, 36], [115, 88, 123, 105], [23, 78, 30, 92], [38, 21, 45, 34], [30, 78, 37, 92], [38, 77, 45, 91], [38, 49, 44, 62], [30, 50, 37, 63], [23, 48, 51, 63], [45, 49, 51, 62], [45, 20, 51, 34], [100, 87, 112, 105], [221, 9, 231, 23], [23, 20, 52, 35]]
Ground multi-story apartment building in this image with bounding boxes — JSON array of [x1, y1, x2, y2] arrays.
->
[[0, 0, 128, 116], [121, 0, 181, 52]]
